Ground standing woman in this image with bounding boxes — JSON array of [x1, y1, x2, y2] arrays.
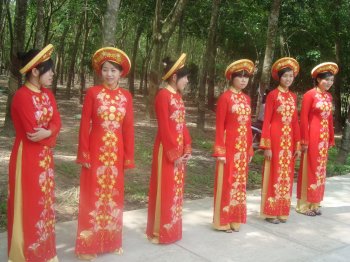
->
[[260, 57, 301, 224], [8, 44, 61, 262], [75, 47, 134, 260], [213, 59, 254, 233], [146, 54, 192, 244], [296, 63, 338, 216]]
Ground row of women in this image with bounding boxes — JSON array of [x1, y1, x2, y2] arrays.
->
[[7, 43, 337, 261]]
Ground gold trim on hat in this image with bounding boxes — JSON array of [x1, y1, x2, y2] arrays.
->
[[19, 44, 54, 75], [311, 62, 339, 78], [162, 53, 187, 80], [225, 59, 255, 80]]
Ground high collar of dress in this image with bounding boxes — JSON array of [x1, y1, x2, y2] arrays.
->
[[277, 86, 289, 93], [25, 81, 41, 93]]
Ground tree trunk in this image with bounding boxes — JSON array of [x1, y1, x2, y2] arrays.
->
[[197, 0, 221, 130], [333, 0, 343, 133], [148, 0, 189, 119], [34, 0, 45, 48], [102, 0, 121, 46], [4, 0, 28, 131], [52, 24, 70, 95], [254, 0, 281, 122], [65, 15, 84, 98], [80, 1, 90, 104], [207, 35, 218, 111], [128, 25, 143, 96]]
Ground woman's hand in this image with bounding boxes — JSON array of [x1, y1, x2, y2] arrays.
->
[[182, 153, 192, 164], [82, 163, 91, 169], [174, 157, 183, 168], [264, 149, 272, 161], [294, 150, 301, 159], [27, 127, 52, 142], [301, 145, 308, 152], [217, 156, 226, 164]]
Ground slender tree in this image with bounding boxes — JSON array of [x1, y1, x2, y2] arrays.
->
[[4, 0, 28, 131], [197, 0, 221, 130], [254, 0, 281, 121], [102, 0, 121, 46]]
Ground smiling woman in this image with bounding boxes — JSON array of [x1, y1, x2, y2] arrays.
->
[[74, 47, 134, 260]]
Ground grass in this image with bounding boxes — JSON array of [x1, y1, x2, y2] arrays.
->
[[0, 197, 7, 231], [327, 147, 350, 176]]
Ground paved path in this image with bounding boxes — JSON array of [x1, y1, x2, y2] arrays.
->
[[1, 175, 350, 261]]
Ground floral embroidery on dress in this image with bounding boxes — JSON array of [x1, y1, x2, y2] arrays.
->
[[164, 94, 186, 230], [223, 94, 250, 213], [79, 88, 127, 243], [267, 91, 295, 209], [28, 92, 55, 254], [309, 92, 332, 192]]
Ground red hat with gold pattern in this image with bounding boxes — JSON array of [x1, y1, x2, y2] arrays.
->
[[225, 59, 254, 80], [92, 47, 131, 77], [162, 53, 187, 80], [20, 44, 54, 74], [271, 57, 299, 81], [311, 62, 339, 78]]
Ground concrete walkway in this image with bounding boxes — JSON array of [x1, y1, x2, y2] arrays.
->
[[1, 174, 350, 262]]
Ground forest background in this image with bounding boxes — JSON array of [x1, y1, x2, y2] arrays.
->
[[1, 0, 350, 231]]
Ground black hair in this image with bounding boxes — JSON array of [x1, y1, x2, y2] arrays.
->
[[18, 49, 54, 79], [101, 60, 123, 72], [229, 70, 250, 85], [277, 67, 293, 80], [313, 71, 334, 86], [163, 56, 190, 83]]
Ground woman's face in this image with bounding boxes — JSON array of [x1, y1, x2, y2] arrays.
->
[[232, 75, 249, 90], [39, 68, 54, 86], [317, 75, 334, 91], [101, 61, 121, 87], [175, 74, 189, 93], [279, 70, 294, 88]]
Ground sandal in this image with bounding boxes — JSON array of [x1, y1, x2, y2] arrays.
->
[[303, 209, 316, 216], [77, 254, 97, 261], [224, 229, 233, 233], [265, 218, 280, 224], [313, 209, 322, 216], [278, 218, 287, 223]]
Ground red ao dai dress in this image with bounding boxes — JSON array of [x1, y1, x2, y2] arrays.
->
[[260, 87, 300, 219], [146, 87, 192, 244], [8, 84, 61, 262], [296, 88, 334, 212], [212, 90, 253, 230], [75, 85, 134, 255]]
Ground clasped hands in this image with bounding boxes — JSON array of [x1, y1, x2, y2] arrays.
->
[[27, 127, 52, 142]]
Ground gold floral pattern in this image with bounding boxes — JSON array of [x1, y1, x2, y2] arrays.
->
[[267, 91, 295, 209], [309, 92, 332, 192], [81, 88, 127, 242], [164, 94, 186, 230], [28, 94, 56, 253], [223, 93, 250, 212]]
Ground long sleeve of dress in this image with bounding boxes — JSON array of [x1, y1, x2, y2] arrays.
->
[[247, 96, 254, 157], [292, 94, 301, 151], [260, 92, 274, 149], [38, 90, 62, 147], [122, 91, 135, 169], [328, 96, 335, 147], [11, 90, 61, 147], [213, 94, 227, 157], [155, 92, 182, 162], [183, 124, 192, 154], [77, 88, 93, 164], [300, 92, 313, 146]]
